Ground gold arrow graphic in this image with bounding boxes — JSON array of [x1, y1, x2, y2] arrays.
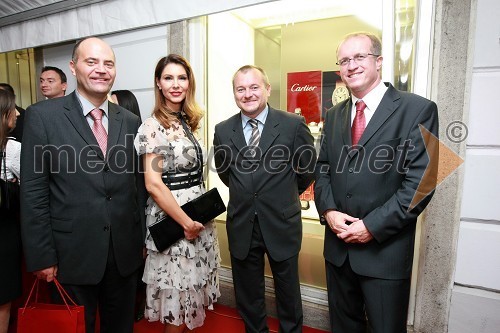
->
[[410, 124, 464, 210]]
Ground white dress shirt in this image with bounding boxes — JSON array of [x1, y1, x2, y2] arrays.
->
[[1, 139, 21, 181], [241, 105, 269, 145], [350, 81, 388, 126]]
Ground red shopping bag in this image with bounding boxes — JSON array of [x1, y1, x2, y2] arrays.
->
[[299, 182, 315, 201], [17, 278, 85, 333]]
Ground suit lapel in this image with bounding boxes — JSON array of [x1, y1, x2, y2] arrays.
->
[[230, 113, 247, 152], [340, 100, 352, 147], [106, 102, 124, 160], [357, 84, 400, 146], [229, 107, 280, 159], [258, 107, 279, 156], [63, 92, 104, 159]]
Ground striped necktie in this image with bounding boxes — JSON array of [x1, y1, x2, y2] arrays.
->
[[248, 119, 260, 147]]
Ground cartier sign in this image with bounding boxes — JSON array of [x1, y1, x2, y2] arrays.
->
[[290, 83, 317, 92], [287, 70, 322, 124]]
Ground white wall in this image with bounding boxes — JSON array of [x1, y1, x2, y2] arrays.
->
[[42, 43, 77, 96], [42, 25, 169, 121], [101, 25, 169, 120], [449, 0, 500, 332], [188, 17, 208, 146], [206, 11, 255, 201]]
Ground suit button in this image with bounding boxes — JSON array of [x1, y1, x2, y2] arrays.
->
[[254, 193, 258, 198], [349, 168, 354, 173], [346, 193, 352, 198], [103, 225, 110, 231], [106, 196, 112, 201]]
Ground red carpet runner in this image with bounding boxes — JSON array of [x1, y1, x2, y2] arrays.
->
[[134, 303, 328, 333], [10, 271, 328, 332], [10, 302, 328, 333]]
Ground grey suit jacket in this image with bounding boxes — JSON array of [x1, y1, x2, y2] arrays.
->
[[314, 83, 439, 279], [20, 92, 146, 284], [213, 106, 316, 261]]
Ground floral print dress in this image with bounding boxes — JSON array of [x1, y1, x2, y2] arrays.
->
[[134, 116, 220, 330]]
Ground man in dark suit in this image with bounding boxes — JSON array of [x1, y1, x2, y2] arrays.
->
[[20, 37, 146, 333], [214, 65, 316, 333], [314, 32, 439, 333]]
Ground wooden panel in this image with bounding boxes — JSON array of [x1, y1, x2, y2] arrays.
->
[[454, 221, 500, 290], [468, 71, 500, 146], [461, 152, 500, 221], [448, 286, 500, 333], [473, 0, 500, 68]]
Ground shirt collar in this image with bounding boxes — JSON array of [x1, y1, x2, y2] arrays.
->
[[351, 81, 388, 111], [241, 105, 269, 128], [76, 90, 109, 117]]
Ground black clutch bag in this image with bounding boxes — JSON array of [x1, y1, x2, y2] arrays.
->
[[148, 188, 226, 252]]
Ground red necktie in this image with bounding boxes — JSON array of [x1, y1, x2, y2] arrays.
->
[[352, 100, 366, 146], [89, 108, 107, 157]]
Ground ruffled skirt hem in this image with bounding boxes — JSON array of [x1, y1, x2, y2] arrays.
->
[[144, 270, 220, 330]]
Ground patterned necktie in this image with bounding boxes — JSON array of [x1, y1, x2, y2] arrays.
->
[[248, 119, 260, 147], [89, 108, 107, 157], [352, 100, 367, 146]]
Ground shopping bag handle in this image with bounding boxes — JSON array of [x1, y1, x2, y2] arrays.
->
[[22, 278, 79, 316], [22, 277, 39, 312], [53, 278, 79, 307]]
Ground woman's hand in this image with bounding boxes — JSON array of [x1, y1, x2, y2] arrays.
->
[[143, 153, 205, 242], [184, 221, 205, 240]]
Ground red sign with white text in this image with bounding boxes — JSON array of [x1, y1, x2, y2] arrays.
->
[[287, 71, 322, 124]]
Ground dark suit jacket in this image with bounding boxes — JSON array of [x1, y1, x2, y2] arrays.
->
[[20, 92, 146, 284], [213, 106, 316, 262], [314, 83, 439, 279]]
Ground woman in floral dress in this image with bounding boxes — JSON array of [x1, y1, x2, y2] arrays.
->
[[134, 54, 220, 333]]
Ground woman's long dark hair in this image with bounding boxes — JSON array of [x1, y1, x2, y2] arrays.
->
[[111, 89, 142, 121], [0, 89, 16, 150]]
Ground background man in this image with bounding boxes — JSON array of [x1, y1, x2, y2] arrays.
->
[[21, 37, 146, 333], [214, 65, 316, 333], [39, 65, 67, 99], [314, 32, 439, 333]]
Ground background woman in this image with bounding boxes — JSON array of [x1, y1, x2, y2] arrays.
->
[[110, 89, 142, 121], [134, 54, 220, 333], [0, 89, 21, 333]]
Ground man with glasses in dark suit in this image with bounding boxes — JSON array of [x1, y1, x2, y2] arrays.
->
[[315, 32, 439, 333]]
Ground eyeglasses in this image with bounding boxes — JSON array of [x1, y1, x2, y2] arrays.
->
[[336, 53, 380, 67]]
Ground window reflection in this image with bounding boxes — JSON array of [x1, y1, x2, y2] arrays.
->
[[394, 0, 417, 91]]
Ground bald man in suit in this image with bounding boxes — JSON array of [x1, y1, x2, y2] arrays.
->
[[21, 37, 146, 333]]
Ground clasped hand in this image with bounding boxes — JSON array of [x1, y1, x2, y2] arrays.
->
[[324, 210, 373, 244], [184, 221, 204, 240]]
